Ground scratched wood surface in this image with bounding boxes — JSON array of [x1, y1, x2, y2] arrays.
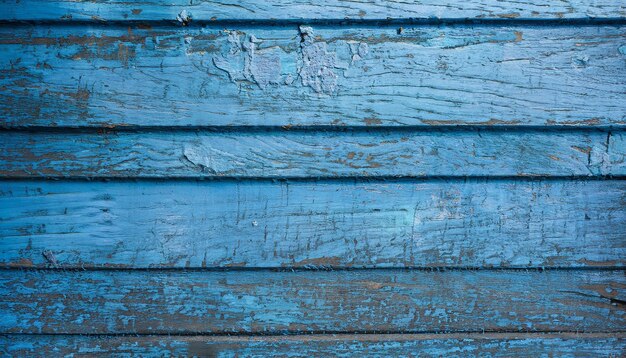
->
[[1, 25, 625, 128], [2, 270, 625, 334], [1, 130, 624, 178], [1, 0, 625, 21], [1, 0, 625, 356], [1, 179, 624, 269], [2, 333, 626, 357]]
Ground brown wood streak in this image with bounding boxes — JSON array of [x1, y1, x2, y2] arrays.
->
[[1, 332, 626, 356]]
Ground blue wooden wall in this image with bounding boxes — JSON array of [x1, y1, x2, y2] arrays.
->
[[0, 0, 625, 356]]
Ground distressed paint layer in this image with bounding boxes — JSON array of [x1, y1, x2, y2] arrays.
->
[[1, 0, 624, 21], [1, 270, 624, 334], [1, 25, 625, 127], [0, 130, 623, 178], [0, 179, 624, 269], [1, 0, 625, 350]]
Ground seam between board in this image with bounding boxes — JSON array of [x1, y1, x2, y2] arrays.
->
[[1, 18, 626, 28], [1, 267, 624, 272], [3, 330, 626, 337]]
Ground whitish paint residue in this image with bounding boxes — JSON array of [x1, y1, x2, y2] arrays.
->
[[209, 26, 367, 95], [298, 26, 339, 95]]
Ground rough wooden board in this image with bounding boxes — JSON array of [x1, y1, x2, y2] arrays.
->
[[2, 333, 625, 357], [0, 130, 623, 178], [1, 179, 624, 269], [1, 25, 625, 128], [1, 270, 624, 334], [1, 0, 624, 21]]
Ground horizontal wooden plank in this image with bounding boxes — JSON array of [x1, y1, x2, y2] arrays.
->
[[1, 25, 625, 128], [1, 0, 624, 21], [2, 333, 625, 357], [0, 130, 624, 178], [1, 179, 624, 269], [1, 270, 625, 334]]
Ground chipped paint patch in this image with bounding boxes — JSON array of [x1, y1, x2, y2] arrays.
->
[[212, 30, 284, 89], [42, 250, 57, 266], [244, 36, 283, 88], [181, 143, 241, 174], [348, 41, 369, 64], [176, 10, 192, 26], [208, 26, 362, 95], [298, 26, 339, 95]]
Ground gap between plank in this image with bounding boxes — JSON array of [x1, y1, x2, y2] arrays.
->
[[3, 331, 626, 338], [0, 125, 618, 134], [1, 175, 624, 181], [1, 267, 624, 272], [1, 18, 626, 28]]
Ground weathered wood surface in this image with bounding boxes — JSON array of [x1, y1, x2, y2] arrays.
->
[[2, 333, 625, 357], [1, 180, 624, 269], [1, 270, 624, 334], [0, 130, 623, 178], [2, 25, 625, 128], [1, 0, 624, 21], [2, 0, 625, 352]]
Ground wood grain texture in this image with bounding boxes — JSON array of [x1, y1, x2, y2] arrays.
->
[[2, 25, 625, 128], [0, 130, 623, 178], [1, 179, 624, 269], [2, 333, 625, 357], [1, 270, 625, 334], [2, 1, 625, 351], [1, 0, 624, 21]]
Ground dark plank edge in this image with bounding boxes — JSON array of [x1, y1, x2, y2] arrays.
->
[[3, 331, 626, 338], [3, 267, 626, 272], [0, 175, 623, 182], [4, 175, 625, 182], [2, 18, 626, 26], [2, 332, 626, 356], [2, 126, 624, 132]]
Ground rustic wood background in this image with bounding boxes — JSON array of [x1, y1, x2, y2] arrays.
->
[[0, 0, 625, 356]]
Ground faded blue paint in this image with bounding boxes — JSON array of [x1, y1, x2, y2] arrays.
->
[[1, 25, 625, 127], [1, 0, 624, 21], [0, 131, 624, 177], [1, 0, 625, 355], [0, 270, 624, 334], [0, 179, 624, 269]]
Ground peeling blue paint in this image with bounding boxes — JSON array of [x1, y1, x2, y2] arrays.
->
[[1, 0, 625, 355]]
